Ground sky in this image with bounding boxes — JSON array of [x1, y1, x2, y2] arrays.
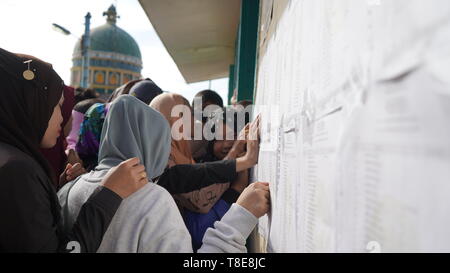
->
[[0, 0, 229, 104]]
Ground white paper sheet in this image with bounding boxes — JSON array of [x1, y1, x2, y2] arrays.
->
[[253, 0, 450, 253]]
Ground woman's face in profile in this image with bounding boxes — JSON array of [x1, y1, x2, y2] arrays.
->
[[40, 94, 64, 149], [213, 123, 236, 159]]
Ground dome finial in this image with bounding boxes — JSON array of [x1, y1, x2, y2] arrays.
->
[[103, 4, 119, 24]]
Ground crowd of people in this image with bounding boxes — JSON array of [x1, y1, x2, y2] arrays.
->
[[0, 48, 271, 253]]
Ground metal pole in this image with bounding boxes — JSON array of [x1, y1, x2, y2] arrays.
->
[[81, 12, 91, 88]]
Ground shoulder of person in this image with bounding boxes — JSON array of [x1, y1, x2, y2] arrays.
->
[[0, 144, 43, 178], [136, 183, 189, 232], [134, 182, 173, 202], [0, 145, 48, 194], [125, 182, 178, 213]]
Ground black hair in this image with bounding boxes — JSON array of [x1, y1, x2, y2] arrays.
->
[[208, 107, 250, 136], [193, 89, 224, 108]]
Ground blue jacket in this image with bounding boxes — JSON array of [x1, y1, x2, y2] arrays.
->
[[183, 199, 232, 252]]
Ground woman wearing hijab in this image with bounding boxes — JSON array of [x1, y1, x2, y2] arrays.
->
[[186, 107, 252, 251], [128, 79, 163, 104], [76, 102, 110, 171], [150, 93, 259, 214], [0, 48, 146, 252], [106, 77, 162, 103], [64, 97, 105, 183], [40, 85, 77, 189], [60, 95, 270, 252], [66, 97, 104, 154], [106, 78, 142, 102], [68, 88, 102, 152], [74, 79, 163, 171]]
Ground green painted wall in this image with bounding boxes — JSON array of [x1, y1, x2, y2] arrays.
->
[[228, 0, 260, 104]]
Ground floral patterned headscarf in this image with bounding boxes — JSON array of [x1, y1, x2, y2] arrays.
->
[[75, 102, 110, 170]]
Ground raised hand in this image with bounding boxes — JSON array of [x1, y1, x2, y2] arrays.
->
[[59, 162, 87, 186], [236, 182, 270, 218], [101, 157, 148, 199]]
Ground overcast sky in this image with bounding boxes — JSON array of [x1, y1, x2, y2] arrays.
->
[[0, 0, 229, 104]]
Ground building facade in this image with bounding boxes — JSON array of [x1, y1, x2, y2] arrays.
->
[[71, 5, 142, 95]]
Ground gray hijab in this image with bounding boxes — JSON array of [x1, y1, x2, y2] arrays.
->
[[96, 95, 171, 179]]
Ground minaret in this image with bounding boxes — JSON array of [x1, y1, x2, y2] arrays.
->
[[71, 4, 142, 94], [80, 12, 91, 88]]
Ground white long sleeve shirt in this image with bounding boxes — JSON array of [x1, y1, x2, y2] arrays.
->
[[63, 170, 258, 253]]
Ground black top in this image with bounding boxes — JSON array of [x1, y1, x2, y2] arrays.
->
[[157, 159, 240, 204], [0, 142, 122, 253], [194, 149, 242, 204]]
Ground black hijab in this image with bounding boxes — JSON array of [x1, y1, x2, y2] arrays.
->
[[0, 48, 64, 181], [106, 77, 161, 103], [106, 78, 142, 102], [128, 79, 163, 104]]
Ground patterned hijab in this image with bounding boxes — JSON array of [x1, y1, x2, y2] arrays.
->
[[76, 103, 110, 170]]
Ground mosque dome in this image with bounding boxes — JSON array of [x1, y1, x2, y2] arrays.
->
[[70, 5, 142, 95]]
